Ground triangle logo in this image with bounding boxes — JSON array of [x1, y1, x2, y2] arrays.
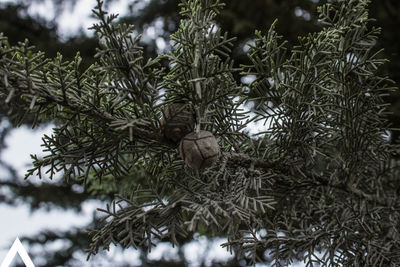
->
[[1, 238, 35, 267]]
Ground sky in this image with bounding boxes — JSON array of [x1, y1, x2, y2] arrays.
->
[[0, 0, 303, 266]]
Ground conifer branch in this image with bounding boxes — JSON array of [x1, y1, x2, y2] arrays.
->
[[1, 0, 400, 265]]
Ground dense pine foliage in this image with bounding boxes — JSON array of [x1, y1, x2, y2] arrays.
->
[[1, 0, 399, 266]]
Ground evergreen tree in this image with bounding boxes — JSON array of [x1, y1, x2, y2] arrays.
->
[[1, 0, 399, 266]]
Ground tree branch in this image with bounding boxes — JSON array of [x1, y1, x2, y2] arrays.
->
[[223, 152, 394, 207], [4, 74, 396, 209]]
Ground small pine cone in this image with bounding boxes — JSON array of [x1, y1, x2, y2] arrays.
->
[[162, 102, 195, 144], [179, 130, 220, 170]]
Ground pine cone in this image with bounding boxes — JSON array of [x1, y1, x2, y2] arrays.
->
[[179, 130, 220, 169], [162, 102, 195, 144]]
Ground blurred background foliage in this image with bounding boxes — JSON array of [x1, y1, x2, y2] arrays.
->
[[0, 0, 399, 265]]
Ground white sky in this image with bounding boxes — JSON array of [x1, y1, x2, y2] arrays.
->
[[0, 0, 136, 38], [0, 0, 305, 266]]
